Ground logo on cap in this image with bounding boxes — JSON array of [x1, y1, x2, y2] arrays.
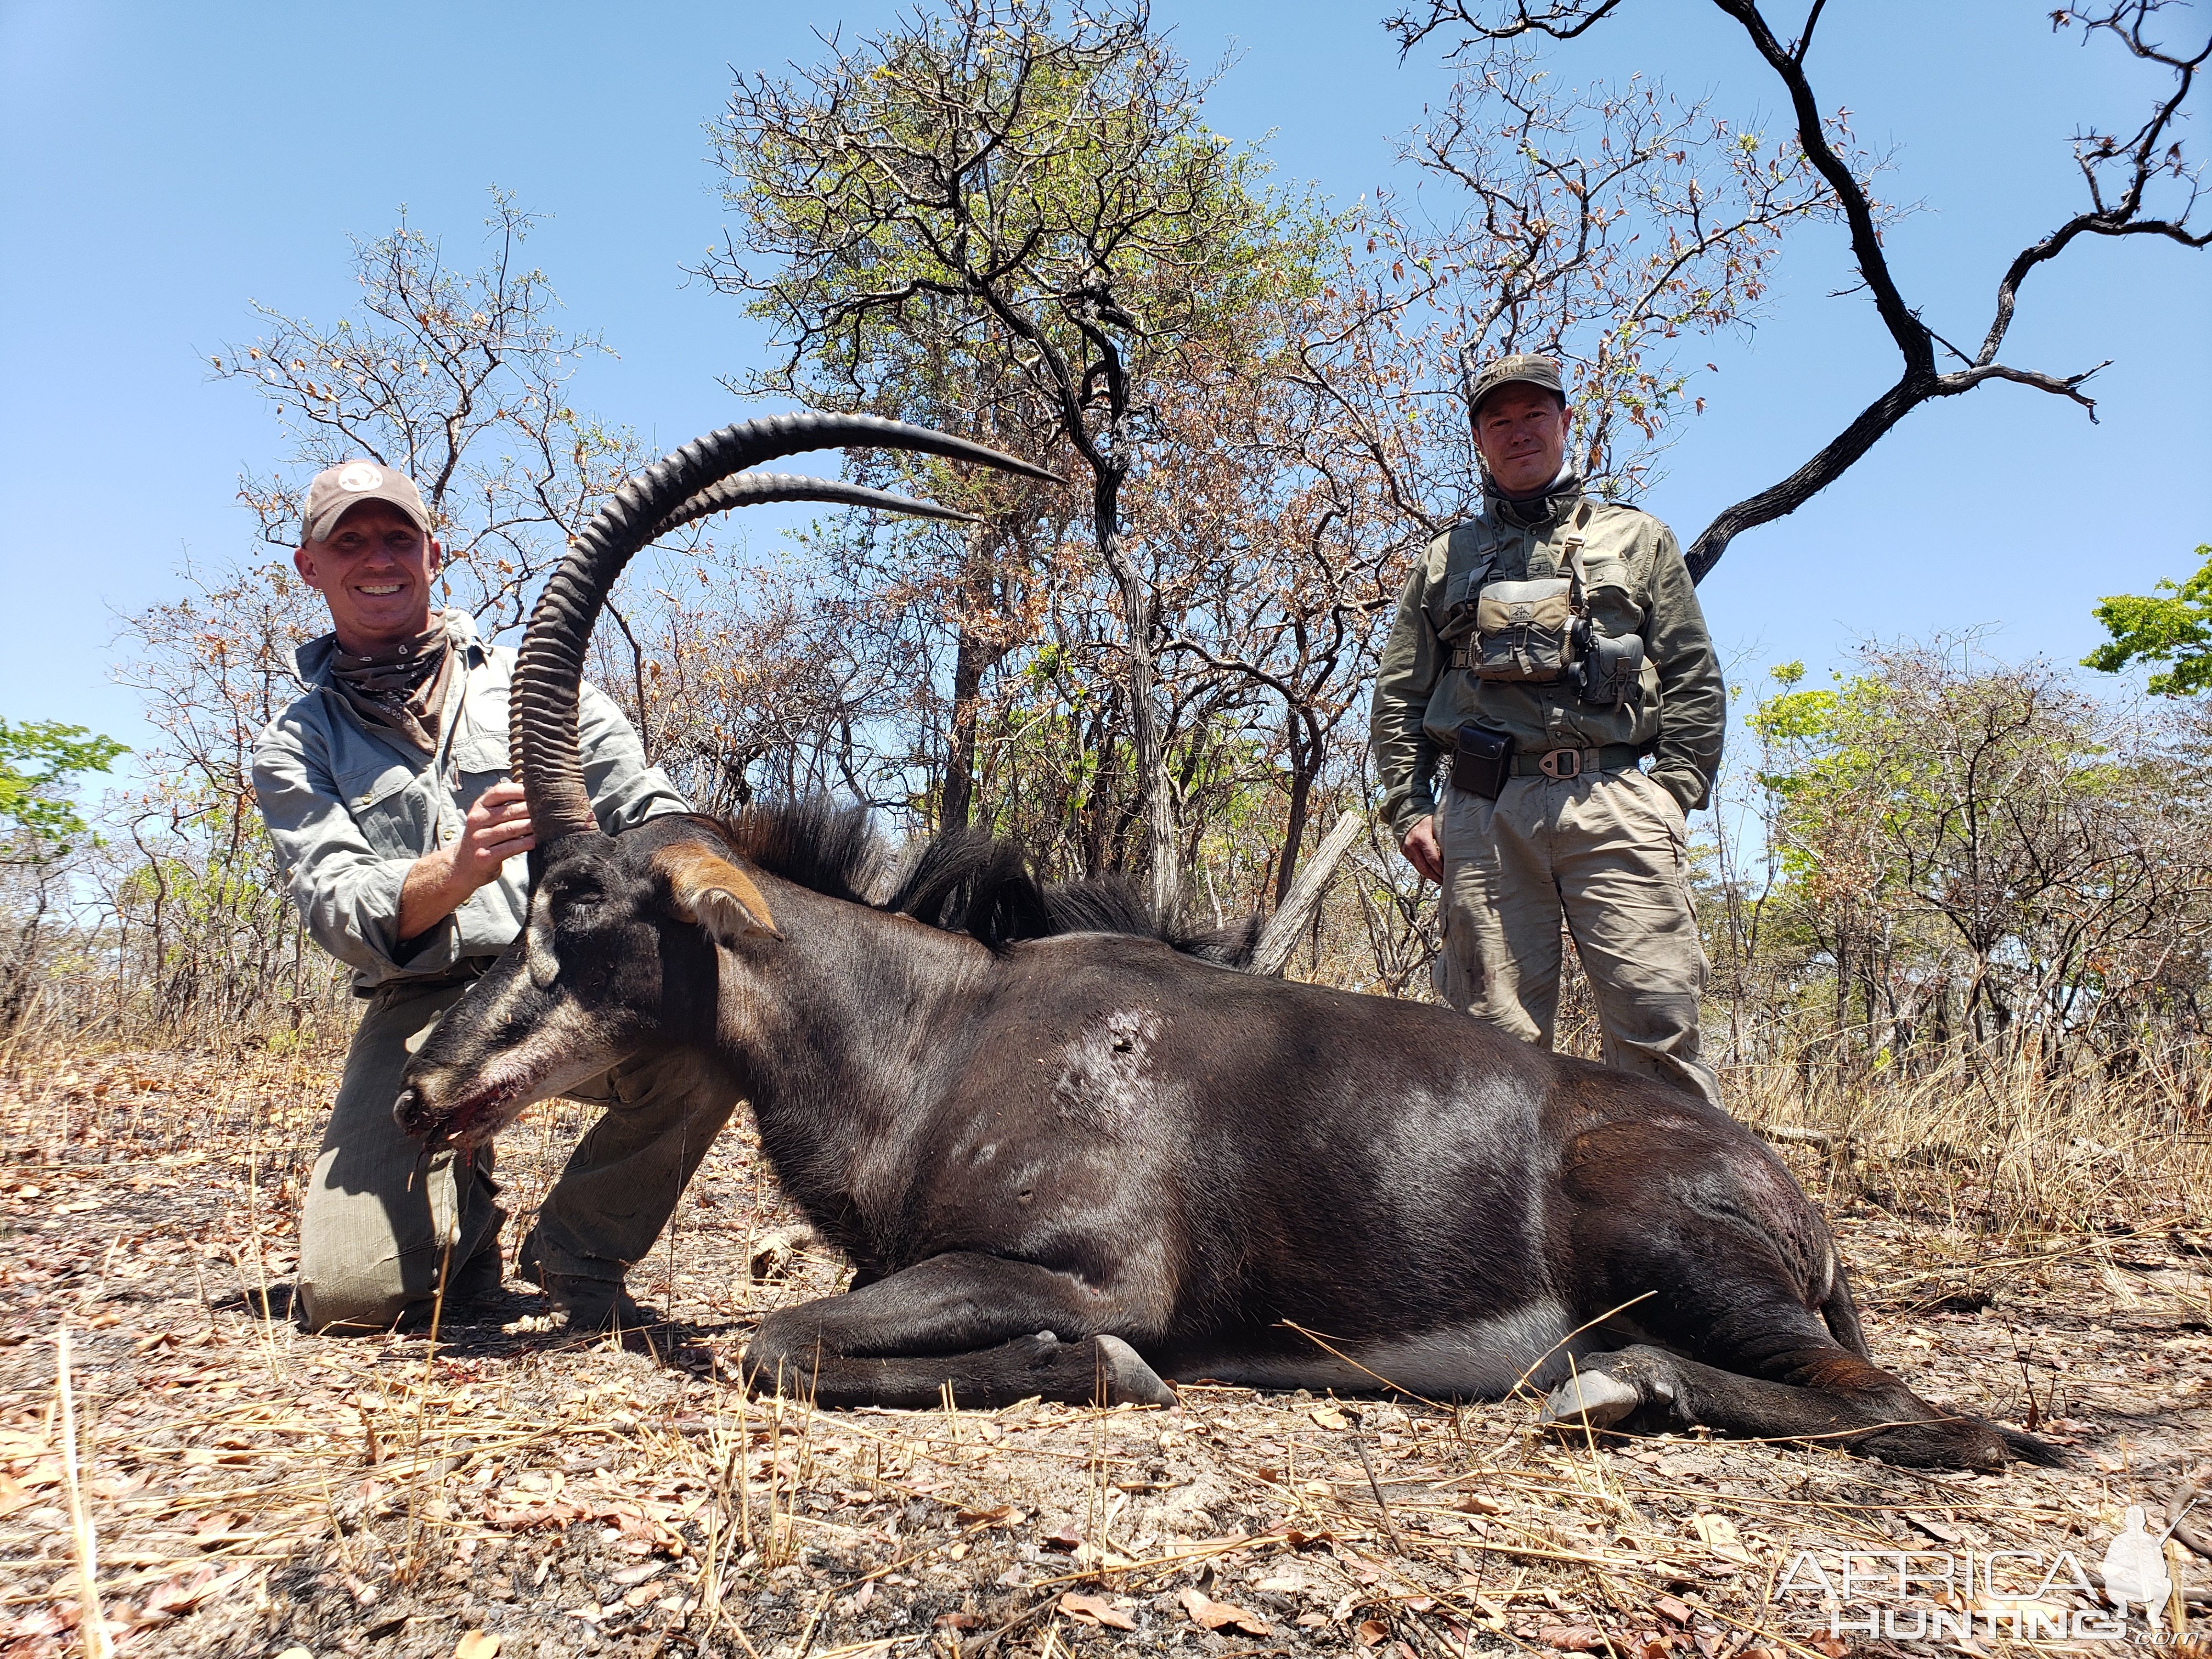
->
[[337, 462, 386, 493]]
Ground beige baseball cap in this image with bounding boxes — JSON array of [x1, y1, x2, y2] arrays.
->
[[1465, 353, 1567, 417], [300, 460, 433, 545]]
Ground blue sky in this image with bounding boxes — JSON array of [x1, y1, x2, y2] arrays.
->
[[2, 1, 2206, 771]]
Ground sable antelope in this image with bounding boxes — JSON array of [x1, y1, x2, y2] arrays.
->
[[396, 414, 2056, 1472]]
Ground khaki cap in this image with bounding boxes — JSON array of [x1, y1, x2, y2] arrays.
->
[[301, 460, 433, 544], [1465, 353, 1566, 416]]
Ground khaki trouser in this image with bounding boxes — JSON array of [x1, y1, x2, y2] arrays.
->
[[296, 978, 739, 1333], [1433, 768, 1722, 1108]]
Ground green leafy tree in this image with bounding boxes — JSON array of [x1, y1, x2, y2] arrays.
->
[[0, 720, 126, 863], [1743, 644, 2205, 1065], [2084, 545, 2212, 695], [0, 719, 125, 1032]]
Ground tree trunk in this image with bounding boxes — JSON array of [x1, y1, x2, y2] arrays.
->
[[941, 623, 991, 832], [1253, 810, 1365, 978], [1272, 709, 1325, 909], [1275, 759, 1314, 911], [941, 527, 1010, 833], [1092, 466, 1181, 919]]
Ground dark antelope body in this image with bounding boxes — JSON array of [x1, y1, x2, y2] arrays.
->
[[396, 415, 2053, 1472]]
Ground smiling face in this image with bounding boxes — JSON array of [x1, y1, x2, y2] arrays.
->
[[293, 501, 444, 653], [1472, 383, 1571, 498]]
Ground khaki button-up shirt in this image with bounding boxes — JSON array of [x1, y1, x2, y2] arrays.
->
[[1369, 498, 1725, 839], [251, 612, 687, 991]]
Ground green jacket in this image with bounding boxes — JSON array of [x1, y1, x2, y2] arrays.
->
[[1369, 495, 1725, 839]]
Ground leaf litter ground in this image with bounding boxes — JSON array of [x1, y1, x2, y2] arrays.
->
[[2, 1048, 2207, 1657]]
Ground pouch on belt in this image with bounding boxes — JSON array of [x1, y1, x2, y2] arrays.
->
[[1451, 723, 1512, 800]]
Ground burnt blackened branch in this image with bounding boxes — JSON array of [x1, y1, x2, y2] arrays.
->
[[1385, 0, 1626, 56], [1685, 0, 2208, 579], [1386, 1, 2207, 585]]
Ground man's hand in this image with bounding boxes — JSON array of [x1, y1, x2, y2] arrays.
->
[[397, 780, 538, 940], [452, 778, 537, 885], [1400, 814, 1444, 883]]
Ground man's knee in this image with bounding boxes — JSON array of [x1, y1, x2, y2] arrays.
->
[[605, 1048, 733, 1116], [296, 1199, 416, 1333], [297, 1126, 498, 1336], [296, 1277, 420, 1335]]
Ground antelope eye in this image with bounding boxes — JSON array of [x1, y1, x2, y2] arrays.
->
[[552, 882, 610, 926]]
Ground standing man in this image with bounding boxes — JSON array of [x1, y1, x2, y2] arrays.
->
[[254, 460, 738, 1333], [1370, 356, 1726, 1105]]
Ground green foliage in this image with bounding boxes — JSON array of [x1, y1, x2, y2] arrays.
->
[[1730, 643, 2200, 1066], [0, 719, 126, 861], [2084, 545, 2212, 696]]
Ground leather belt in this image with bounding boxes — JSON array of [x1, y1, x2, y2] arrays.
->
[[1511, 743, 1643, 781]]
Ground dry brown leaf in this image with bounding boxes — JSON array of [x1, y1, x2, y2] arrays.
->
[[1060, 1592, 1137, 1631], [1905, 1509, 1963, 1544], [1310, 1404, 1350, 1430], [1180, 1586, 1268, 1636], [454, 1634, 501, 1659], [1689, 1513, 1751, 1563], [1355, 1617, 1391, 1647], [748, 1227, 810, 1282], [1537, 1623, 1607, 1652]]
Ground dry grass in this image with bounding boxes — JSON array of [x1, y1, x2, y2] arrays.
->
[[1736, 1041, 2212, 1243], [1, 1034, 2207, 1658]]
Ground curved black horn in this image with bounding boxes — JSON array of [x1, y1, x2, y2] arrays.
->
[[648, 472, 980, 541], [516, 413, 1058, 842]]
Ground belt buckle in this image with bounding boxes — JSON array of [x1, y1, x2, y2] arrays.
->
[[1538, 748, 1582, 781]]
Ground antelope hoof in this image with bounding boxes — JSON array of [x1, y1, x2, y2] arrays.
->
[[1094, 1334, 1177, 1408], [1541, 1369, 1641, 1432]]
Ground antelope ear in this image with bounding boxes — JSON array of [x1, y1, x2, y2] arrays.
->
[[657, 846, 781, 946]]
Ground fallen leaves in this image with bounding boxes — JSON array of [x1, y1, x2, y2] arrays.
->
[[1180, 1585, 1268, 1636], [748, 1227, 811, 1282], [1536, 1623, 1607, 1652], [1309, 1403, 1350, 1430], [453, 1634, 501, 1659], [1690, 1512, 1752, 1564], [1905, 1509, 1965, 1544], [1059, 1592, 1137, 1630], [130, 1564, 255, 1625]]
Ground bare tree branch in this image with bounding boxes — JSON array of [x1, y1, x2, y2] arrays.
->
[[1386, 1, 2208, 584]]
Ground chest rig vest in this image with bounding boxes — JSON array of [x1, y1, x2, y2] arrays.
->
[[1437, 503, 1645, 710]]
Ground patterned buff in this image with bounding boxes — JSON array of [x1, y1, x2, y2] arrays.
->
[[1488, 461, 1585, 531], [329, 613, 459, 757]]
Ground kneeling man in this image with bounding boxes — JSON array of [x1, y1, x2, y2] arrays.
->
[[253, 461, 738, 1332]]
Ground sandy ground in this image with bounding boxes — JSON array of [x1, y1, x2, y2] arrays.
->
[[1, 1049, 2207, 1658]]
